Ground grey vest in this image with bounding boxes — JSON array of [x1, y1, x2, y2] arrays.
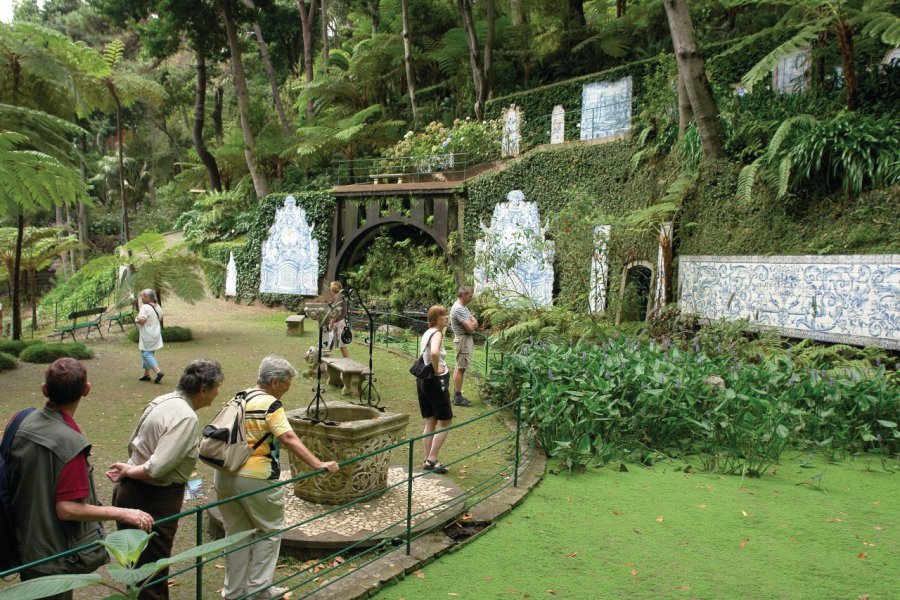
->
[[9, 406, 106, 575]]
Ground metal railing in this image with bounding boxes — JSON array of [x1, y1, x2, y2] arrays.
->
[[0, 397, 534, 599], [351, 308, 494, 382], [334, 152, 491, 186]]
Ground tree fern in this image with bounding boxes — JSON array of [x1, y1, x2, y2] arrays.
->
[[736, 158, 763, 204], [741, 22, 823, 89]]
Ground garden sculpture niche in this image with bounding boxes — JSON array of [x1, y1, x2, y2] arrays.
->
[[589, 225, 611, 314], [474, 190, 554, 307], [259, 195, 319, 295], [225, 251, 237, 297]]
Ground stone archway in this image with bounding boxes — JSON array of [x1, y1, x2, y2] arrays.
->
[[616, 260, 654, 325]]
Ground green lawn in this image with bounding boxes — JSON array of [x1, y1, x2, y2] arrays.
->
[[373, 453, 900, 600]]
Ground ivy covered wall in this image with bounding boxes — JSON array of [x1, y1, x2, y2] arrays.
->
[[464, 140, 672, 312], [204, 191, 335, 307]]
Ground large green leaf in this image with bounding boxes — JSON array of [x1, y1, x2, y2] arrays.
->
[[0, 573, 105, 600], [99, 528, 157, 568]]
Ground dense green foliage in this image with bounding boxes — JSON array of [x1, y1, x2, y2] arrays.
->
[[19, 342, 94, 363], [488, 337, 898, 472], [36, 260, 117, 326], [126, 325, 193, 344], [0, 351, 16, 371], [0, 339, 44, 357]]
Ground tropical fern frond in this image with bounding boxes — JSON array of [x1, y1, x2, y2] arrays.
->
[[767, 114, 817, 162], [103, 39, 125, 69], [855, 9, 900, 45], [777, 154, 793, 198], [736, 158, 763, 204], [741, 22, 824, 89]]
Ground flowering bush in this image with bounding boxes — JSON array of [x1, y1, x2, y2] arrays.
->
[[382, 117, 503, 165]]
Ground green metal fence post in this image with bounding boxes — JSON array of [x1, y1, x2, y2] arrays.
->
[[406, 438, 414, 555], [514, 396, 521, 488], [195, 510, 203, 599]]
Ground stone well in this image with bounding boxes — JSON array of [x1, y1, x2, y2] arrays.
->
[[286, 402, 409, 505]]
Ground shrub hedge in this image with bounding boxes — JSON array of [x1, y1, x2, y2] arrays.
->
[[126, 326, 193, 343], [19, 343, 94, 363], [0, 351, 17, 371], [0, 339, 45, 357]]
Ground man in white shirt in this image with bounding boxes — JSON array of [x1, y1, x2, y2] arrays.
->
[[449, 286, 478, 407]]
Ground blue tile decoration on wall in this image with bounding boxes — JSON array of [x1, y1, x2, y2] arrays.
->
[[678, 255, 900, 349], [259, 195, 320, 296], [474, 190, 555, 307]]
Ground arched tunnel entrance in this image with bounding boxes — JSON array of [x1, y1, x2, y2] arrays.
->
[[333, 222, 459, 312]]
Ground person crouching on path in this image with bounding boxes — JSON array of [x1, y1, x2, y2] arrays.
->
[[418, 305, 453, 474], [214, 355, 339, 600], [106, 359, 224, 600], [136, 288, 164, 384], [7, 358, 153, 600]]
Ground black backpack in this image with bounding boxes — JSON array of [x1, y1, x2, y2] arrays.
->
[[0, 407, 35, 572]]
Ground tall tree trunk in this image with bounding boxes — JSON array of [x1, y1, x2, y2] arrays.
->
[[457, 0, 487, 119], [221, 0, 270, 198], [254, 21, 292, 134], [663, 0, 725, 160], [12, 213, 24, 340], [110, 92, 131, 242], [677, 70, 692, 136], [146, 165, 157, 207], [484, 0, 495, 102], [194, 50, 223, 191], [568, 0, 585, 27], [320, 0, 330, 71], [834, 21, 857, 110], [616, 0, 627, 18], [813, 30, 827, 90], [509, 0, 524, 25], [213, 84, 225, 146], [400, 0, 418, 124], [55, 206, 70, 277], [298, 0, 318, 122]]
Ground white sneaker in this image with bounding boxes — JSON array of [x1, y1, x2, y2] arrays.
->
[[254, 586, 290, 600]]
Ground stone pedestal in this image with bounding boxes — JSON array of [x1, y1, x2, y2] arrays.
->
[[287, 402, 409, 505]]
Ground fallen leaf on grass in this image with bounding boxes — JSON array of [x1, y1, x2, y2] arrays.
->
[[167, 581, 178, 588], [742, 511, 749, 517], [874, 525, 883, 531], [547, 590, 556, 595], [415, 570, 425, 579], [215, 564, 225, 570], [633, 529, 642, 535], [873, 500, 880, 505], [739, 538, 749, 548], [861, 541, 875, 547], [858, 552, 868, 559], [697, 504, 706, 509], [630, 569, 638, 576], [448, 594, 459, 597], [677, 585, 691, 591], [656, 517, 664, 523], [483, 577, 493, 581], [503, 589, 520, 595], [565, 552, 577, 558], [789, 536, 797, 543], [858, 595, 870, 599], [612, 511, 620, 516]]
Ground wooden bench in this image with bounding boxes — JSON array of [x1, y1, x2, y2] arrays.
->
[[285, 314, 305, 337], [320, 357, 372, 397], [369, 173, 405, 184], [106, 302, 135, 332], [56, 307, 107, 342]]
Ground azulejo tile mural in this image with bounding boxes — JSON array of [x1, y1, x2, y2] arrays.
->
[[678, 255, 900, 349], [259, 195, 320, 296], [474, 190, 555, 307]]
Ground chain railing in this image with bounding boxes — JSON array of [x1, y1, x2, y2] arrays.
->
[[0, 397, 535, 599]]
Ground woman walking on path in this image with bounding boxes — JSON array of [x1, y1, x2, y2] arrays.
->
[[329, 281, 350, 358], [214, 355, 339, 600], [417, 305, 453, 474], [136, 289, 164, 384]]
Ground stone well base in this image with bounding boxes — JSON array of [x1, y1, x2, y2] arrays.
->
[[207, 467, 466, 560]]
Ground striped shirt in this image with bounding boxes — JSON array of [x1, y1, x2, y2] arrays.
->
[[236, 390, 293, 480], [450, 300, 474, 338]]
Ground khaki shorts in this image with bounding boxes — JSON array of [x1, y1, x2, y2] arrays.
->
[[454, 335, 474, 370]]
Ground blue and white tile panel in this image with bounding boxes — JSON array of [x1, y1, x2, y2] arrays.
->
[[678, 255, 900, 349]]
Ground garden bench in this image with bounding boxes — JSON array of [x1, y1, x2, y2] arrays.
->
[[320, 357, 372, 397], [56, 307, 107, 342], [106, 302, 135, 332], [369, 173, 405, 184], [285, 314, 305, 336]]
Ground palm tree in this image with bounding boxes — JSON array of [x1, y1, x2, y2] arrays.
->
[[0, 133, 88, 338], [93, 39, 166, 242]]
